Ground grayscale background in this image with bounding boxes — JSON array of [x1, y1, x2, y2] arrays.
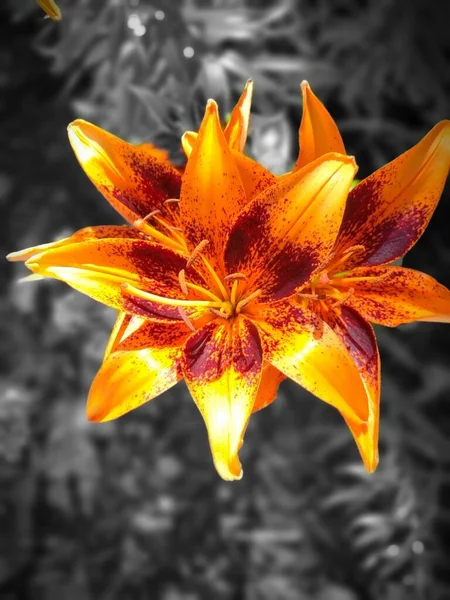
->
[[1, 1, 449, 599]]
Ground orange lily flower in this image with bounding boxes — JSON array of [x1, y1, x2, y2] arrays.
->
[[37, 0, 61, 21], [278, 81, 450, 471], [8, 99, 371, 481]]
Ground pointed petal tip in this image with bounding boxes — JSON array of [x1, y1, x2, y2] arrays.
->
[[216, 456, 243, 481], [206, 99, 219, 114], [300, 80, 310, 89]]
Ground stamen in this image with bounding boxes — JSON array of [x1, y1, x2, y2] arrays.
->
[[230, 279, 240, 307], [179, 276, 223, 302], [141, 209, 162, 222], [178, 307, 197, 332], [121, 282, 220, 309], [297, 292, 321, 300], [334, 287, 355, 308], [187, 240, 210, 269], [164, 198, 181, 205], [178, 269, 188, 295], [132, 218, 182, 252], [236, 289, 261, 313], [224, 272, 247, 281]]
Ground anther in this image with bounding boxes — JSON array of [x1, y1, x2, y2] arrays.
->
[[177, 307, 197, 332], [164, 198, 181, 205], [224, 272, 247, 281], [178, 269, 188, 295], [186, 239, 209, 269], [141, 209, 162, 222]]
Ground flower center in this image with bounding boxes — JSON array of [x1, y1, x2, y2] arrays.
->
[[121, 239, 261, 331]]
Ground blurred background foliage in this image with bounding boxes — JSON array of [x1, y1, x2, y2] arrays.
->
[[1, 0, 450, 598]]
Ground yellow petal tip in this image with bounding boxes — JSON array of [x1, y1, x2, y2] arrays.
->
[[206, 99, 219, 113]]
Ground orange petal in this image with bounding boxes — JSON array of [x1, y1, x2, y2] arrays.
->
[[294, 81, 346, 171], [181, 131, 275, 203], [37, 0, 61, 20], [180, 100, 247, 266], [336, 121, 450, 267], [7, 225, 142, 263], [181, 131, 197, 157], [336, 265, 450, 326], [252, 363, 285, 413], [325, 305, 380, 472], [68, 120, 181, 226], [24, 238, 194, 316], [231, 150, 276, 200], [182, 317, 263, 481], [87, 347, 182, 422], [257, 302, 369, 424], [223, 79, 254, 152], [104, 312, 134, 359], [225, 153, 357, 301]]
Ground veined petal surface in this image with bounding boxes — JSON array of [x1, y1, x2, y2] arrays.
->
[[225, 153, 357, 301], [337, 266, 450, 326], [182, 317, 263, 481], [295, 81, 346, 170], [180, 100, 247, 266], [68, 120, 182, 226], [257, 303, 369, 424], [325, 305, 380, 472], [336, 121, 450, 267]]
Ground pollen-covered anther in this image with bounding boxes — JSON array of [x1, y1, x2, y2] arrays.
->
[[297, 291, 327, 301], [137, 209, 162, 225], [178, 269, 188, 295], [186, 239, 210, 269], [224, 272, 247, 281]]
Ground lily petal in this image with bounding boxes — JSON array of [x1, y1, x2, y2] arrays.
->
[[7, 225, 142, 263], [294, 81, 346, 170], [225, 153, 357, 301], [87, 347, 182, 422], [252, 364, 285, 413], [325, 305, 380, 472], [183, 135, 276, 201], [223, 79, 254, 152], [257, 302, 369, 424], [37, 0, 61, 20], [336, 266, 450, 326], [68, 120, 181, 226], [336, 121, 450, 267], [24, 238, 196, 315], [232, 151, 276, 200], [182, 317, 263, 481], [180, 100, 247, 266], [104, 312, 134, 359]]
